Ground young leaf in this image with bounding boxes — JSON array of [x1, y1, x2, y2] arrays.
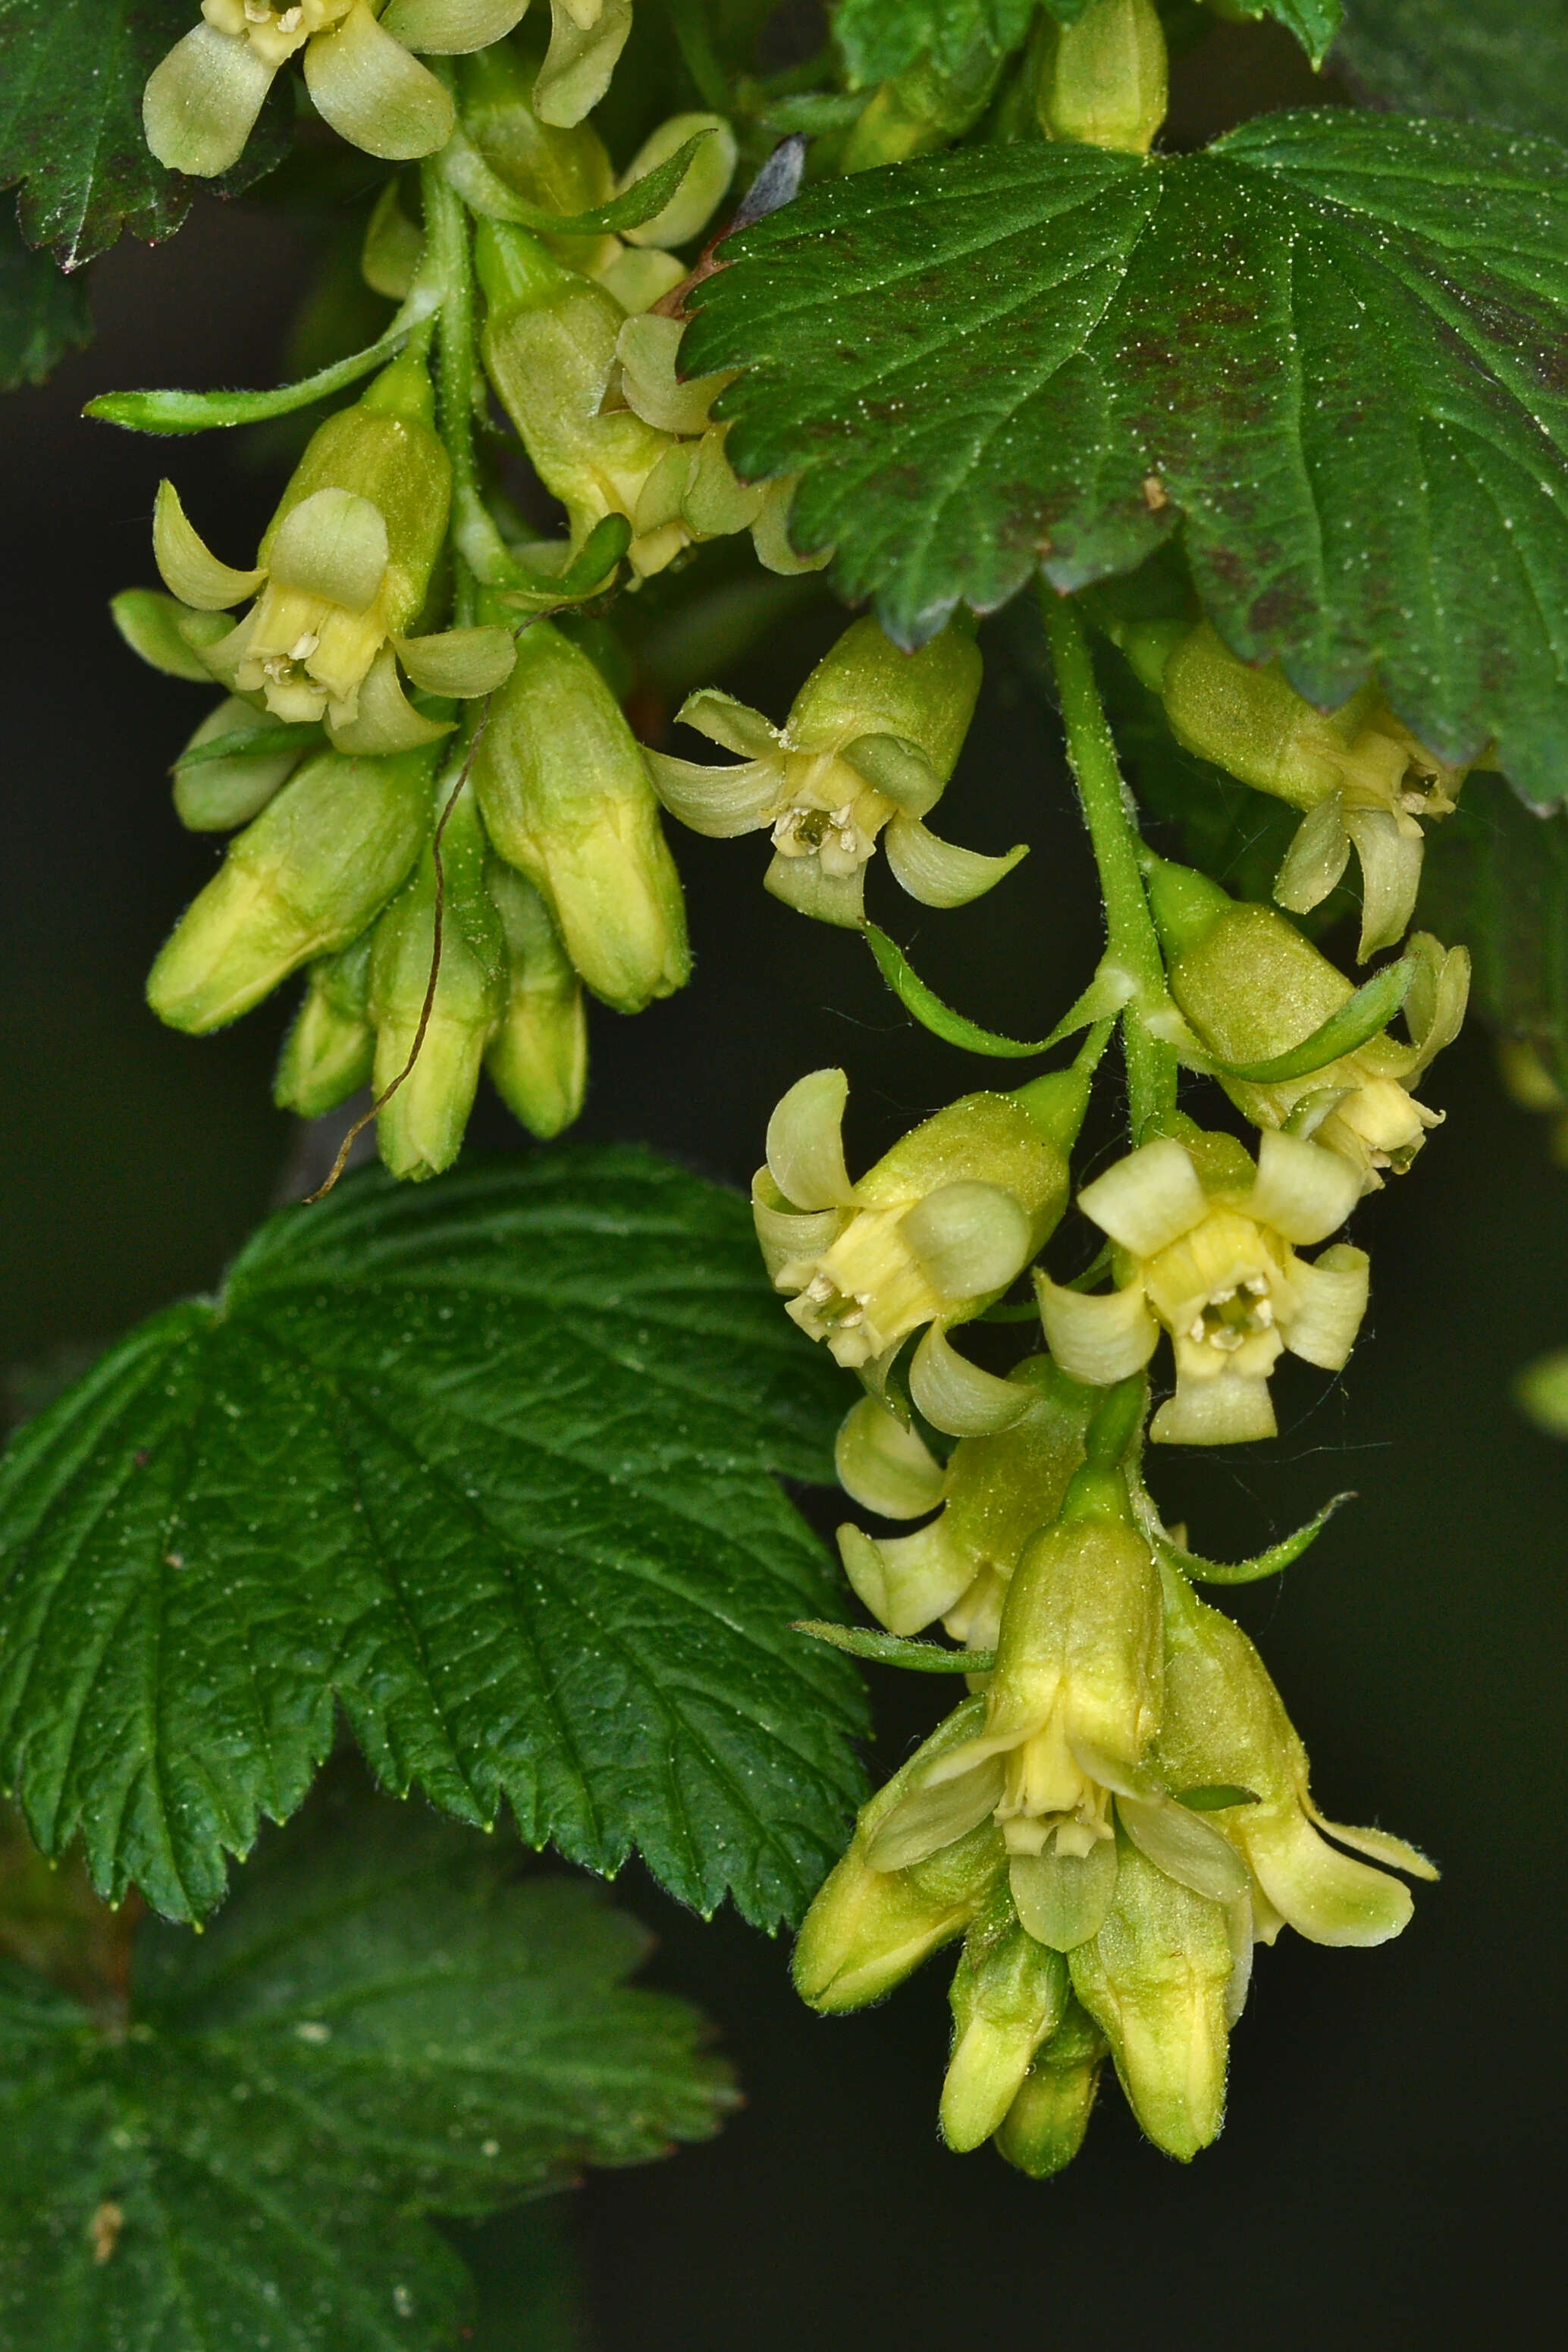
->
[[687, 113, 1568, 804], [1417, 773, 1568, 1090], [0, 1781, 733, 2349], [1334, 0, 1568, 146], [0, 1149, 867, 1927], [0, 0, 290, 267], [0, 204, 91, 392], [833, 0, 1045, 86]]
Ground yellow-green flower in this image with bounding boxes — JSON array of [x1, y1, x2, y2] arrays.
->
[[1036, 1127, 1369, 1444]]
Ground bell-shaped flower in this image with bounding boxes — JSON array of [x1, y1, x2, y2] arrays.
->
[[1148, 857, 1470, 1193], [1151, 619, 1477, 959], [143, 0, 531, 180], [1155, 1565, 1437, 1950], [792, 1698, 1006, 2015], [1036, 1126, 1369, 1444], [864, 1497, 1165, 1956], [833, 1359, 1096, 1645], [754, 1067, 1080, 1435], [649, 615, 1023, 927], [146, 351, 514, 748]]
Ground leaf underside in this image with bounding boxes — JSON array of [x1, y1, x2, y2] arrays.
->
[[0, 1149, 867, 1927], [0, 1781, 732, 2350], [1334, 0, 1568, 147], [0, 0, 290, 267], [688, 111, 1568, 804]]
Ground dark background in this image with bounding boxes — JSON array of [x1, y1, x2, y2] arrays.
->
[[2, 20, 1565, 2349]]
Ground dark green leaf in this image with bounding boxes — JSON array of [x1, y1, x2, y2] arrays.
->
[[1335, 0, 1568, 145], [793, 1619, 993, 1672], [1227, 2, 1342, 68], [1418, 772, 1568, 1090], [690, 113, 1568, 804], [0, 0, 290, 268], [0, 1149, 867, 1927], [833, 0, 1043, 86], [0, 202, 89, 392], [0, 1782, 732, 2349]]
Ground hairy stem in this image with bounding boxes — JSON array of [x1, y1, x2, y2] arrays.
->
[[1041, 587, 1177, 1139], [422, 159, 517, 609]]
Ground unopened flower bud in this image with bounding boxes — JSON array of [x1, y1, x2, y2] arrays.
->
[[754, 1068, 1079, 1432], [836, 1359, 1097, 1642], [472, 619, 689, 1013], [147, 741, 437, 1033], [1156, 1566, 1436, 1948], [617, 112, 738, 249], [993, 1997, 1108, 2178], [534, 0, 632, 128], [368, 767, 505, 1181], [274, 929, 375, 1119], [485, 860, 588, 1140], [1037, 1122, 1369, 1444], [651, 616, 1021, 928], [1067, 1827, 1232, 2160], [173, 697, 309, 832], [1146, 857, 1469, 1191], [1036, 0, 1168, 154], [940, 1887, 1071, 2152], [794, 1698, 1007, 2014], [841, 29, 1009, 172]]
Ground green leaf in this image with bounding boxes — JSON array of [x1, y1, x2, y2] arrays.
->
[[1228, 2, 1342, 69], [1196, 948, 1416, 1082], [832, 0, 1043, 86], [0, 1780, 732, 2348], [447, 127, 720, 239], [689, 112, 1568, 804], [0, 1149, 867, 1927], [793, 1620, 993, 1673], [0, 202, 90, 392], [0, 0, 290, 268], [1335, 0, 1568, 146], [1417, 772, 1568, 1090]]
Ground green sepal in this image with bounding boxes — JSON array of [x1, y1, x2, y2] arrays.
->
[[1192, 947, 1419, 1084], [1175, 1783, 1261, 1811], [866, 924, 1132, 1058], [793, 1620, 993, 1674], [1146, 1490, 1353, 1585], [497, 513, 633, 612], [445, 126, 717, 239]]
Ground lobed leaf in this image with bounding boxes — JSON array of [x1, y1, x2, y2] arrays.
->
[[1334, 0, 1568, 146], [687, 112, 1568, 805], [0, 1149, 867, 1927], [0, 202, 90, 393], [832, 0, 1045, 86]]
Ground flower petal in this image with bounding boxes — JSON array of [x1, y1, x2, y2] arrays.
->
[[765, 849, 867, 927], [616, 315, 730, 436], [1243, 1807, 1413, 1947], [304, 1, 455, 159], [672, 688, 782, 760], [1284, 1242, 1369, 1371], [1117, 1795, 1250, 1905], [325, 645, 452, 753], [909, 1324, 1032, 1438], [838, 1521, 974, 1637], [1246, 1127, 1360, 1245], [379, 0, 532, 54], [1034, 1275, 1159, 1387], [268, 488, 389, 613], [1275, 790, 1352, 914], [152, 480, 265, 612], [902, 1181, 1031, 1303], [1150, 1371, 1277, 1446], [841, 733, 943, 817], [1009, 1840, 1118, 1951], [883, 815, 1027, 908], [1077, 1137, 1208, 1256], [646, 751, 782, 839], [750, 1181, 844, 1288], [534, 0, 632, 126], [865, 1758, 1007, 1873], [834, 1396, 946, 1520], [111, 589, 228, 682], [395, 625, 516, 697], [1346, 805, 1425, 959], [1401, 934, 1471, 1078], [1308, 1813, 1440, 1882], [143, 24, 280, 177], [765, 1067, 855, 1210], [751, 478, 833, 575]]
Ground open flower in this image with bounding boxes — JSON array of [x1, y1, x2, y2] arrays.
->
[[754, 1068, 1076, 1436], [144, 0, 532, 179], [1036, 1128, 1369, 1444], [1153, 620, 1477, 958], [146, 353, 513, 751], [649, 616, 1024, 927]]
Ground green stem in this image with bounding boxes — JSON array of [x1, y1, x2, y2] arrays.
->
[[1040, 588, 1177, 1139], [422, 158, 519, 614]]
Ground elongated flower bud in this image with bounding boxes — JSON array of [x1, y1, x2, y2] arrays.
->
[[274, 929, 375, 1119], [485, 861, 588, 1140], [472, 619, 689, 1014], [1036, 0, 1168, 154], [941, 1889, 1071, 2152], [368, 768, 505, 1181], [147, 742, 436, 1033], [993, 1997, 1107, 2179]]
